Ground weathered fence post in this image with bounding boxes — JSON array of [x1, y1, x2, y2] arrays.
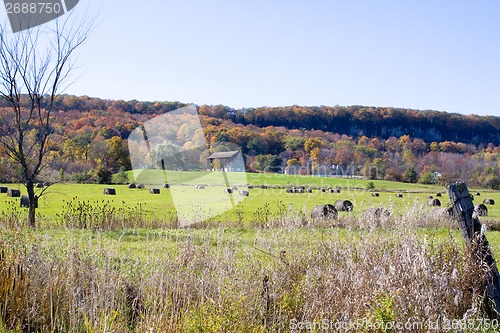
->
[[447, 182, 500, 315]]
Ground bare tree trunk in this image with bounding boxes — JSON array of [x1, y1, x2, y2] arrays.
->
[[26, 181, 36, 228]]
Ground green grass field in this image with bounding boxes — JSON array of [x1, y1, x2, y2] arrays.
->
[[1, 171, 499, 225]]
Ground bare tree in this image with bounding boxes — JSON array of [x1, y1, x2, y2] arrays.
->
[[0, 14, 93, 227]]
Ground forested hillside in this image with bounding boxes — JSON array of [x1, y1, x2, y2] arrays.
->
[[200, 105, 500, 146], [0, 95, 499, 189]]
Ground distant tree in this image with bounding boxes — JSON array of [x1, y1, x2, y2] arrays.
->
[[419, 171, 434, 184], [284, 136, 307, 151], [399, 135, 412, 151], [385, 168, 403, 182], [254, 155, 282, 172], [261, 130, 285, 155], [485, 175, 500, 190], [430, 142, 440, 152], [403, 167, 418, 183], [152, 141, 184, 170], [309, 147, 322, 164], [107, 136, 130, 171], [363, 160, 377, 180], [246, 137, 268, 155], [385, 137, 400, 153], [357, 136, 370, 146], [402, 150, 416, 166], [439, 141, 456, 153], [94, 166, 112, 184], [412, 138, 428, 154], [89, 138, 111, 168], [334, 147, 355, 166], [59, 168, 66, 182], [286, 158, 301, 167], [304, 137, 323, 153]]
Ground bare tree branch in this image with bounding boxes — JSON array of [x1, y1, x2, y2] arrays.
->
[[0, 11, 94, 227]]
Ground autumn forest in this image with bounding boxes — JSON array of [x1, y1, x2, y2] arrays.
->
[[0, 95, 499, 189]]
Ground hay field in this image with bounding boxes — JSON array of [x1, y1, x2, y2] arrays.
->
[[1, 171, 499, 225]]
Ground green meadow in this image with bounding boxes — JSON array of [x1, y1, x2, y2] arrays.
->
[[1, 171, 499, 224]]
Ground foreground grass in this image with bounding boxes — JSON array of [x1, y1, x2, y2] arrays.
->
[[1, 174, 499, 332], [2, 211, 500, 332]]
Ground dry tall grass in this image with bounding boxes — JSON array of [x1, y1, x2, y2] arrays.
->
[[0, 204, 497, 332]]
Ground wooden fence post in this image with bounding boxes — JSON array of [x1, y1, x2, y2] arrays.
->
[[447, 182, 500, 315]]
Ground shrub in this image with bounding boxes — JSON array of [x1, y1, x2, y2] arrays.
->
[[73, 171, 92, 184], [94, 166, 112, 184], [112, 166, 129, 184], [419, 171, 434, 184]]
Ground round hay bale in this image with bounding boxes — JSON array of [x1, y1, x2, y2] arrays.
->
[[239, 190, 249, 197], [475, 204, 488, 217], [483, 198, 495, 205], [137, 183, 145, 189], [334, 199, 353, 212], [260, 185, 268, 189], [335, 189, 341, 193], [430, 207, 455, 220], [294, 187, 305, 193], [36, 183, 44, 188], [428, 196, 434, 199], [285, 188, 293, 193], [475, 192, 481, 196], [104, 188, 116, 195], [428, 198, 441, 207], [0, 186, 7, 193], [226, 188, 233, 194], [311, 204, 337, 220], [321, 188, 326, 192], [196, 185, 205, 189], [328, 188, 335, 193], [306, 187, 313, 193], [150, 188, 160, 194], [20, 195, 38, 208], [396, 193, 403, 198], [232, 186, 238, 191], [371, 192, 380, 197], [7, 189, 20, 197], [436, 193, 442, 197], [20, 195, 29, 208], [247, 184, 254, 189], [128, 183, 137, 189], [362, 207, 391, 225], [163, 183, 170, 188]]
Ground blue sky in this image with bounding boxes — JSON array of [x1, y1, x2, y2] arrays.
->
[[4, 1, 499, 116]]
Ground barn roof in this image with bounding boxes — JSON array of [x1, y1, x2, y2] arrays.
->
[[207, 151, 240, 159]]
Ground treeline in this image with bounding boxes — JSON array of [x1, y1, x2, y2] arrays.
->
[[199, 105, 500, 146], [0, 95, 499, 188]]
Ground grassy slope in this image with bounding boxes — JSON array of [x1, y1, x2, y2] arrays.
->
[[128, 169, 445, 191]]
